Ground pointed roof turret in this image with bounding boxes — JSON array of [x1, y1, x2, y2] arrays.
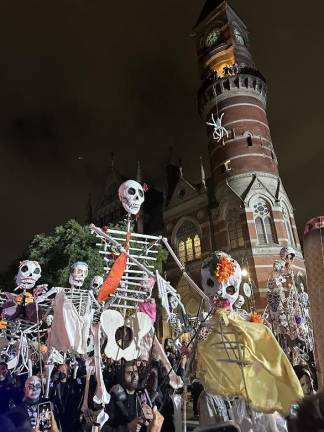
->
[[195, 0, 225, 27]]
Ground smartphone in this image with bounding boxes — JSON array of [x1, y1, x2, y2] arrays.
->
[[37, 401, 52, 431], [136, 390, 153, 423]]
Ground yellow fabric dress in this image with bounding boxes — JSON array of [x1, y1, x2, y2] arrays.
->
[[196, 309, 303, 416]]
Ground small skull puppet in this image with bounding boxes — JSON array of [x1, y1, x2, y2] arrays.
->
[[90, 275, 103, 296], [118, 180, 144, 215], [201, 251, 241, 310], [15, 260, 42, 291], [69, 261, 89, 288], [233, 295, 250, 320], [280, 246, 296, 272]]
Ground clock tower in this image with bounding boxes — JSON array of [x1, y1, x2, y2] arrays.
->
[[192, 0, 305, 308]]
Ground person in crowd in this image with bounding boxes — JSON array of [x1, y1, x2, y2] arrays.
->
[[5, 375, 42, 430], [190, 378, 204, 418], [287, 390, 324, 432], [103, 360, 153, 432], [0, 362, 22, 414], [49, 362, 83, 431]]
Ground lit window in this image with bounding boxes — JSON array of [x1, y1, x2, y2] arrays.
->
[[185, 238, 194, 261], [176, 221, 201, 264], [194, 235, 202, 259], [178, 241, 185, 263]]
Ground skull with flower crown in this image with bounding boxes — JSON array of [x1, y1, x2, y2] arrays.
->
[[201, 251, 242, 309]]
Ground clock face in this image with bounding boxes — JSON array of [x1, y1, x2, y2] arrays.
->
[[205, 30, 220, 48]]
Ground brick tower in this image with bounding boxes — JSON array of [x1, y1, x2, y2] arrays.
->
[[192, 0, 304, 308]]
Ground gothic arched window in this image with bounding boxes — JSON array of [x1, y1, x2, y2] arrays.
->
[[176, 221, 202, 264], [227, 209, 244, 250], [282, 204, 296, 246], [252, 199, 277, 245]]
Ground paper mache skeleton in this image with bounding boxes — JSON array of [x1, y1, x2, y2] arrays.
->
[[206, 113, 229, 142], [194, 250, 304, 417], [263, 247, 314, 365]]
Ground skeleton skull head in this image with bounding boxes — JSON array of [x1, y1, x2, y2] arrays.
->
[[201, 251, 241, 309], [15, 260, 41, 290], [91, 275, 103, 295], [118, 180, 144, 215], [45, 314, 54, 327], [234, 295, 245, 309], [280, 246, 296, 263], [69, 261, 88, 288]]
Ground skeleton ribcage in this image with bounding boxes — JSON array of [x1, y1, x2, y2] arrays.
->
[[93, 227, 161, 315]]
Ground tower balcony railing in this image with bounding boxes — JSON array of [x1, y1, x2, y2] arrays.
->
[[198, 64, 266, 100]]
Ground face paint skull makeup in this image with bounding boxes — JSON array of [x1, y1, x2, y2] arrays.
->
[[118, 180, 144, 215], [90, 275, 103, 295], [24, 376, 41, 402], [69, 261, 88, 288], [15, 260, 41, 290], [201, 252, 242, 309]]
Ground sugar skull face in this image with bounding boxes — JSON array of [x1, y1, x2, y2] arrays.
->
[[69, 262, 88, 288], [201, 252, 241, 309], [90, 275, 103, 295], [15, 260, 41, 290], [118, 180, 144, 215], [24, 376, 41, 401]]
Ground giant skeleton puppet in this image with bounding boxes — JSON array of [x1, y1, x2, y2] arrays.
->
[[91, 178, 197, 389], [0, 260, 49, 374], [40, 261, 100, 355], [263, 246, 314, 366], [194, 251, 303, 423]]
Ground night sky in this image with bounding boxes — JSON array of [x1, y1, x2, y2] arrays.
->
[[0, 0, 323, 271]]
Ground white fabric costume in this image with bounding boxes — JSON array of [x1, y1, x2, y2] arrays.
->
[[49, 290, 93, 355]]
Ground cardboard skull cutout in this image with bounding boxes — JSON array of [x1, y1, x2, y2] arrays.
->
[[201, 251, 241, 308], [69, 261, 88, 288], [118, 180, 144, 215], [91, 275, 103, 295], [15, 260, 41, 290]]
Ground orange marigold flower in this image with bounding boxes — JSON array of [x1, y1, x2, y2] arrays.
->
[[250, 312, 263, 323], [215, 256, 235, 283]]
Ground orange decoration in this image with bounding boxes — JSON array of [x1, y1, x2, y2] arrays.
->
[[16, 292, 34, 304], [39, 344, 48, 353], [215, 256, 235, 283], [250, 312, 263, 324], [0, 320, 7, 330], [98, 233, 131, 303]]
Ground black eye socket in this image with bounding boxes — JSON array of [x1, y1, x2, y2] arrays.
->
[[226, 285, 236, 295], [128, 188, 136, 195], [207, 278, 215, 287], [138, 190, 144, 197], [21, 265, 28, 273], [93, 283, 99, 288], [34, 268, 40, 275]]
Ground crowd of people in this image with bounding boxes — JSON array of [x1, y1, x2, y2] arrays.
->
[[1, 353, 324, 432], [0, 356, 173, 432]]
